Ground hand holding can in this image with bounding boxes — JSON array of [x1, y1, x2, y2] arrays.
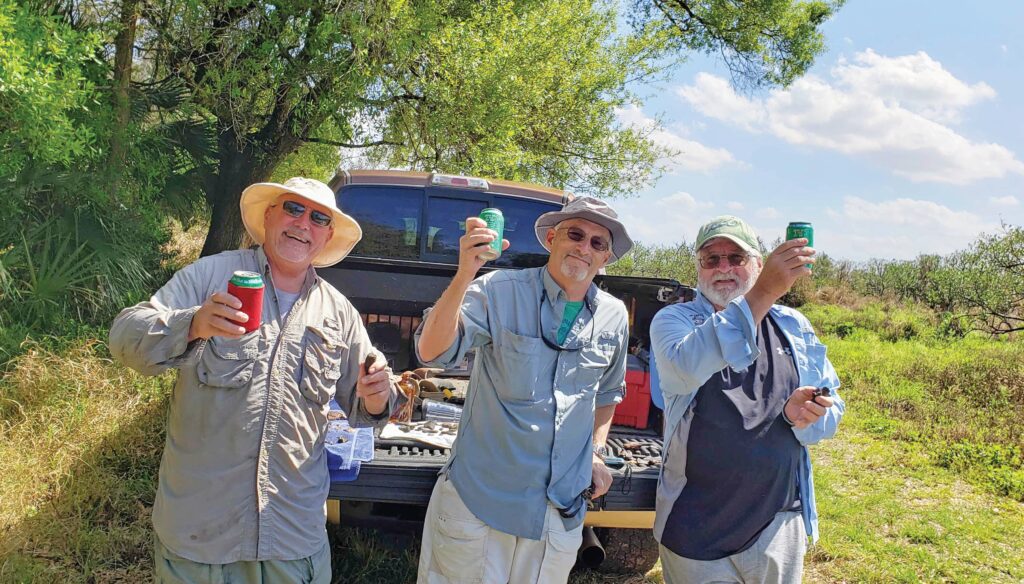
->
[[786, 222, 814, 270], [226, 271, 264, 332], [477, 208, 504, 261]]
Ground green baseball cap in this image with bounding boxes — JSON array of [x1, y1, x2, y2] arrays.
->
[[695, 215, 760, 256]]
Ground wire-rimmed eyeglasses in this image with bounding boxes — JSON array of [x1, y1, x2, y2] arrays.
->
[[698, 253, 751, 270]]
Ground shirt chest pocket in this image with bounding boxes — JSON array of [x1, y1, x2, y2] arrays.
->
[[494, 328, 546, 402], [197, 332, 261, 388], [573, 340, 615, 395], [300, 324, 349, 406], [799, 342, 828, 386]]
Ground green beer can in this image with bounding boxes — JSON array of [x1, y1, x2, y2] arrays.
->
[[478, 208, 504, 261], [786, 221, 814, 269]]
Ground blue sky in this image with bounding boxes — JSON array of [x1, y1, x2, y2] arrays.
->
[[613, 0, 1024, 261]]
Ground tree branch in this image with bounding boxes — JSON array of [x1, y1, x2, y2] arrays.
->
[[301, 137, 403, 148]]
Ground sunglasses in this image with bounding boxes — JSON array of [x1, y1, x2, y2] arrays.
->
[[280, 200, 332, 228], [558, 227, 611, 253], [698, 253, 751, 269]]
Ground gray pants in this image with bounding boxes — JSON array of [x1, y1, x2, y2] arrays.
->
[[660, 511, 806, 584], [154, 536, 331, 584]]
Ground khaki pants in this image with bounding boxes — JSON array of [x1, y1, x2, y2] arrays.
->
[[154, 536, 331, 584], [417, 476, 583, 584]]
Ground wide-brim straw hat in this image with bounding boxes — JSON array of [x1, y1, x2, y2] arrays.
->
[[240, 177, 362, 267], [534, 196, 633, 262]]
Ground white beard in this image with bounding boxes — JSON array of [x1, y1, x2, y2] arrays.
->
[[559, 256, 590, 282], [698, 273, 754, 308]]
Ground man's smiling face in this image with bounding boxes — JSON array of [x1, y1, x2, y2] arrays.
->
[[545, 218, 612, 284], [262, 193, 334, 272]]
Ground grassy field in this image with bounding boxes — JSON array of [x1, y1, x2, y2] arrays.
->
[[1, 303, 1022, 582]]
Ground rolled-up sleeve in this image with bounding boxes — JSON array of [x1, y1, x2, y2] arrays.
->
[[414, 277, 493, 369], [109, 261, 210, 376], [595, 320, 629, 408]]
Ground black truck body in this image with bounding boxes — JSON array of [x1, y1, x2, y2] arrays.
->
[[317, 170, 692, 571]]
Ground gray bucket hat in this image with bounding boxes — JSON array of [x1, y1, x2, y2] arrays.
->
[[534, 196, 633, 262]]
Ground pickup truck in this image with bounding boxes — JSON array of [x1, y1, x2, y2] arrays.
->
[[317, 170, 691, 574]]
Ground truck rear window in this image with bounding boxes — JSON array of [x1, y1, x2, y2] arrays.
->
[[337, 185, 557, 269]]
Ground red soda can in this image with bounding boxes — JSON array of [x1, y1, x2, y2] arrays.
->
[[227, 270, 264, 332]]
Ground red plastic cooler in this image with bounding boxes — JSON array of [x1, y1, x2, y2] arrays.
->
[[613, 367, 651, 429]]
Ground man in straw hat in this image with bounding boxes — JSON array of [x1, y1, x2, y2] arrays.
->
[[110, 177, 398, 583], [649, 215, 844, 583], [414, 197, 634, 583]]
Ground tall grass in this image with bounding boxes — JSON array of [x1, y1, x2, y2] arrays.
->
[[803, 303, 1024, 501], [0, 340, 171, 582]]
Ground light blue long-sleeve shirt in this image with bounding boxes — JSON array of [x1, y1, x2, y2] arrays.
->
[[649, 290, 844, 544], [414, 267, 628, 539]]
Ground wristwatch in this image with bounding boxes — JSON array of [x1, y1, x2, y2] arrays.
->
[[593, 444, 608, 458]]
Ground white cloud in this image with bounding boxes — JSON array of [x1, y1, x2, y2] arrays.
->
[[676, 74, 765, 131], [756, 207, 781, 219], [727, 201, 745, 211], [657, 191, 714, 210], [831, 49, 995, 123], [676, 50, 1024, 185], [617, 105, 737, 173], [990, 195, 1019, 206], [616, 191, 717, 246], [829, 196, 998, 259], [1001, 44, 1009, 54]]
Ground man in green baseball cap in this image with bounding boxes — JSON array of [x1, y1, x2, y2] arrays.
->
[[649, 215, 845, 584]]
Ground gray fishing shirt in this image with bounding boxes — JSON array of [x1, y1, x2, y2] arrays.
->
[[109, 246, 394, 563], [414, 267, 628, 539]]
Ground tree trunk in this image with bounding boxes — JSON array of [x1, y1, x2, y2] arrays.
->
[[199, 139, 274, 258], [109, 0, 141, 201]]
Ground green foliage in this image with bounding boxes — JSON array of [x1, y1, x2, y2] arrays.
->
[[0, 0, 102, 177], [837, 226, 1024, 336], [937, 443, 1024, 500], [362, 0, 671, 197], [951, 225, 1024, 335], [818, 319, 1024, 500], [801, 302, 941, 342], [606, 240, 697, 285], [629, 0, 843, 89]]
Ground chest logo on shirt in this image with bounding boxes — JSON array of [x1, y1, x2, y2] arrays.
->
[[776, 346, 792, 357]]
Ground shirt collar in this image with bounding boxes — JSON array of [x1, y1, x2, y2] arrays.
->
[[540, 266, 599, 311], [255, 245, 320, 293]]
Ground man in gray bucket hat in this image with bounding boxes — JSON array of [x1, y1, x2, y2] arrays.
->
[[414, 196, 633, 583]]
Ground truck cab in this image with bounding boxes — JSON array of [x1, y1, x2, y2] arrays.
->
[[319, 170, 690, 573]]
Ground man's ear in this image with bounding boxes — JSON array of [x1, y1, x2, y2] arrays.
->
[[545, 228, 557, 247]]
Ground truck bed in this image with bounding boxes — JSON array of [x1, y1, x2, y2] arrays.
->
[[329, 428, 663, 511]]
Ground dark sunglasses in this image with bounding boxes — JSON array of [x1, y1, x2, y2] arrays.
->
[[280, 200, 332, 228], [558, 227, 610, 253], [698, 253, 750, 269]]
